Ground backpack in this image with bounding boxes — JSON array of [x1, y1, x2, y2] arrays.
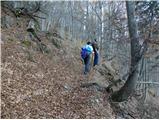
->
[[81, 44, 93, 59]]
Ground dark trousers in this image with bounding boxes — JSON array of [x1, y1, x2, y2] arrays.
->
[[84, 55, 90, 74], [93, 52, 99, 66]]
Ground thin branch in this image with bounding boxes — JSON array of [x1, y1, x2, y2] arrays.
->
[[90, 3, 102, 22], [32, 15, 46, 19], [137, 82, 159, 85]]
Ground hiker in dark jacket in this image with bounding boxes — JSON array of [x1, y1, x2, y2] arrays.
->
[[92, 39, 99, 66], [81, 41, 94, 75]]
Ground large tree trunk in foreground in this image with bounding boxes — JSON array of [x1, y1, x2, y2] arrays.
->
[[111, 1, 142, 102]]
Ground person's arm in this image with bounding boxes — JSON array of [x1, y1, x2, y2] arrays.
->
[[90, 50, 94, 66]]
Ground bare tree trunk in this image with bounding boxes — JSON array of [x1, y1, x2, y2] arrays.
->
[[111, 1, 142, 102], [99, 1, 103, 56]]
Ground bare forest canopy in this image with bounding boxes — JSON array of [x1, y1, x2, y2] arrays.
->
[[1, 0, 159, 119]]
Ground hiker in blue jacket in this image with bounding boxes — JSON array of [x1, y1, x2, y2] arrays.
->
[[81, 41, 93, 75]]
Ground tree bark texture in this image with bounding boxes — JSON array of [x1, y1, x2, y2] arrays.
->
[[111, 1, 142, 102]]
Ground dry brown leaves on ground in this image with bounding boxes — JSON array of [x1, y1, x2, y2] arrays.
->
[[1, 40, 115, 119]]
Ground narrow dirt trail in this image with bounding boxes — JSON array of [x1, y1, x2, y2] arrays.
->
[[1, 38, 115, 118]]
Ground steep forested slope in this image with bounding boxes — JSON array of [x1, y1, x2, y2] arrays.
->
[[1, 1, 159, 119], [1, 21, 116, 118]]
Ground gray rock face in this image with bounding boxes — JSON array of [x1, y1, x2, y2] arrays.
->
[[1, 16, 15, 28], [27, 20, 35, 30]]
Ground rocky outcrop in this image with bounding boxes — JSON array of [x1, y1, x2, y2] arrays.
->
[[81, 60, 124, 93], [1, 15, 15, 28]]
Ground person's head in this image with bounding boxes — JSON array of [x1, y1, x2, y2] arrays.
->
[[87, 41, 91, 45], [94, 39, 97, 42]]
